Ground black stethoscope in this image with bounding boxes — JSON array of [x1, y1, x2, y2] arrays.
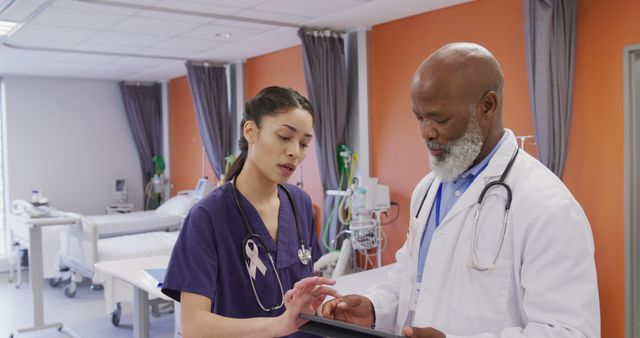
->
[[230, 179, 312, 312], [415, 147, 519, 271]]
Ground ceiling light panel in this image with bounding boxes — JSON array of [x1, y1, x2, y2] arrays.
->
[[135, 46, 192, 58], [213, 19, 281, 31], [53, 0, 140, 15], [9, 23, 99, 42], [109, 16, 202, 36], [51, 53, 118, 65], [233, 9, 309, 24], [32, 7, 128, 30], [152, 37, 226, 52], [154, 0, 242, 15], [188, 0, 267, 8], [0, 0, 47, 22], [6, 37, 79, 49], [137, 9, 214, 24], [86, 31, 167, 47], [182, 23, 264, 42], [72, 42, 142, 54], [254, 0, 367, 17]]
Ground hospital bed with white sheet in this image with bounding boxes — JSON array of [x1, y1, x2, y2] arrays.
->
[[58, 194, 197, 298]]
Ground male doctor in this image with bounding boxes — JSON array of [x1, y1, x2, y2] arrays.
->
[[320, 43, 600, 337]]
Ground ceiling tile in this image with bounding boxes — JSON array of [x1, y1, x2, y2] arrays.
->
[[213, 19, 280, 31], [72, 42, 142, 54], [234, 9, 309, 24], [135, 47, 191, 58], [187, 0, 267, 8], [52, 53, 118, 65], [109, 16, 202, 36], [5, 37, 79, 50], [182, 23, 265, 42], [52, 0, 140, 15], [153, 0, 241, 15], [152, 37, 226, 52], [87, 31, 167, 47], [31, 7, 128, 30], [0, 45, 59, 63], [136, 10, 214, 24], [9, 23, 99, 42], [109, 56, 170, 67], [254, 0, 366, 17], [0, 0, 47, 22]]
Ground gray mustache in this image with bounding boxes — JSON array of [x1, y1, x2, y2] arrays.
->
[[426, 140, 450, 150]]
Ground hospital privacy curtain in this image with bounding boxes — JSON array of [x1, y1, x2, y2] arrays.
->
[[185, 61, 231, 180], [120, 82, 163, 205], [524, 0, 577, 178], [298, 28, 348, 246]]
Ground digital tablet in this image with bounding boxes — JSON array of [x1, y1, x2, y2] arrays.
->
[[298, 313, 405, 338]]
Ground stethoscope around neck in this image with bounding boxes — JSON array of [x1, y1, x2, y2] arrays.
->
[[230, 179, 312, 312], [416, 147, 519, 272]]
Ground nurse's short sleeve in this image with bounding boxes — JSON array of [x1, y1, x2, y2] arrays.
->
[[161, 205, 218, 302]]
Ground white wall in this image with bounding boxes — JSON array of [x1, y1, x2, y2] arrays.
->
[[4, 76, 143, 214]]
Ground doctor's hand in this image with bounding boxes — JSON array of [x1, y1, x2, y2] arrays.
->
[[277, 276, 340, 336], [320, 294, 375, 328], [403, 326, 445, 338]]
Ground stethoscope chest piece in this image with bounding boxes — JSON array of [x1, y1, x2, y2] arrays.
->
[[298, 245, 312, 265]]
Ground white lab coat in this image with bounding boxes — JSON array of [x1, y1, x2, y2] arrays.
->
[[366, 129, 600, 337]]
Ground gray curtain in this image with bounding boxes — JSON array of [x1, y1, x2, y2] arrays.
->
[[298, 28, 348, 248], [524, 0, 577, 177], [120, 82, 162, 204], [185, 61, 231, 179]]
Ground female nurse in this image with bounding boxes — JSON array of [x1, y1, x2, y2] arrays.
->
[[162, 86, 337, 337]]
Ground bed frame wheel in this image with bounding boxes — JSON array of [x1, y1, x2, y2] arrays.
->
[[48, 277, 62, 287], [111, 303, 122, 327], [64, 282, 77, 298]]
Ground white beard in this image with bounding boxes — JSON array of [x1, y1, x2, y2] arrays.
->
[[428, 114, 484, 182]]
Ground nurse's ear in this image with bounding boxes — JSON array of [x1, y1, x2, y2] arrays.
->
[[243, 120, 258, 145]]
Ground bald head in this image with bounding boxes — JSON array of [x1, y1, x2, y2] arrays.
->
[[411, 43, 506, 176], [411, 42, 504, 111]]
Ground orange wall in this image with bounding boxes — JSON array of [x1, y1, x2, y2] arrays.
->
[[369, 0, 639, 337], [168, 76, 216, 195], [243, 46, 325, 216], [565, 0, 640, 334], [370, 0, 533, 264]]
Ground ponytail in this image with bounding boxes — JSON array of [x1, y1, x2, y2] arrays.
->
[[224, 118, 248, 182], [225, 150, 246, 182]]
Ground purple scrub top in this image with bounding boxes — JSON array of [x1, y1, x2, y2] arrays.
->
[[162, 182, 322, 338]]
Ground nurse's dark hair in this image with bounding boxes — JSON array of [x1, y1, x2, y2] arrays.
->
[[224, 86, 314, 182]]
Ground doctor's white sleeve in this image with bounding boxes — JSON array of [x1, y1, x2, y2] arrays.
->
[[363, 175, 432, 332]]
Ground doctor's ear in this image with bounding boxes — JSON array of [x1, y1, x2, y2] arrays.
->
[[243, 120, 258, 145]]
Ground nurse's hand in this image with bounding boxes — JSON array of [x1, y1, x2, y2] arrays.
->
[[402, 326, 445, 338], [278, 276, 340, 336], [320, 294, 375, 327]]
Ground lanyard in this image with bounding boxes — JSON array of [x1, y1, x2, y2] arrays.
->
[[435, 183, 443, 227]]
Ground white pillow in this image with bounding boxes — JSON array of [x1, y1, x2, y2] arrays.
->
[[155, 195, 197, 216]]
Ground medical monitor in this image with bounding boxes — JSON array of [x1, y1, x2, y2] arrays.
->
[[193, 178, 214, 200], [114, 179, 127, 204]]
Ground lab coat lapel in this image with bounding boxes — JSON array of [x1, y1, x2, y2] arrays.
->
[[437, 130, 519, 228], [413, 175, 441, 251]]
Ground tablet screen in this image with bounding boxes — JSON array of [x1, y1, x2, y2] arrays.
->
[[298, 313, 405, 338]]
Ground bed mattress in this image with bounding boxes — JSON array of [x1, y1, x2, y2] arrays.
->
[[97, 231, 179, 263], [87, 211, 182, 238]]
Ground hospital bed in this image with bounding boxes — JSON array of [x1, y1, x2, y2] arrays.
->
[[58, 194, 197, 298]]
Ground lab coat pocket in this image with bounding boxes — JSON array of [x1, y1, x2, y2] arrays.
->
[[451, 247, 512, 320]]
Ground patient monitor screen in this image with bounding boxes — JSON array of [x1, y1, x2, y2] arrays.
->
[[115, 179, 126, 194]]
